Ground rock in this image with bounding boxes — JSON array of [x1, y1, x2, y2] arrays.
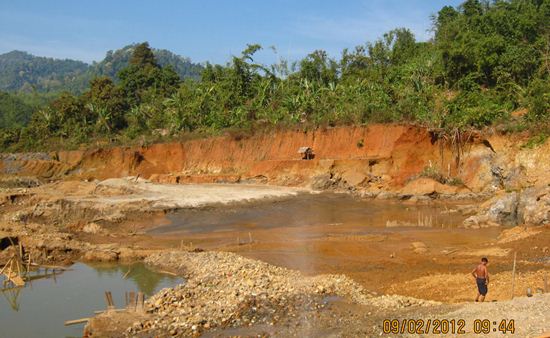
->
[[310, 174, 337, 190], [400, 178, 457, 197], [82, 222, 102, 234], [411, 242, 428, 254], [463, 192, 518, 227], [83, 250, 119, 262], [486, 192, 519, 225], [518, 186, 550, 225], [468, 186, 550, 227]]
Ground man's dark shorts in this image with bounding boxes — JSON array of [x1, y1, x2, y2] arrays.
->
[[476, 277, 488, 296]]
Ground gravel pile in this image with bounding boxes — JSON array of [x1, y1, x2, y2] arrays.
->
[[420, 293, 550, 337], [126, 251, 436, 336]]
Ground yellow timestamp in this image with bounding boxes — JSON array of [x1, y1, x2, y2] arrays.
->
[[382, 319, 515, 335]]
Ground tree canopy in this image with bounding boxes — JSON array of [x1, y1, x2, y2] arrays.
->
[[1, 0, 548, 151]]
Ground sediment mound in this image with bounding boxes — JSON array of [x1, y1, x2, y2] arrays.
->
[[113, 251, 435, 336]]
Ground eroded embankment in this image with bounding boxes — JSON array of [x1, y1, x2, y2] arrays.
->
[[4, 124, 548, 194]]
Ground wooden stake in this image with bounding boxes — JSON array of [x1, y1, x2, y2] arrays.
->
[[104, 291, 114, 309], [544, 273, 548, 293], [0, 258, 9, 275], [136, 292, 144, 313], [511, 251, 517, 299], [128, 291, 136, 310], [26, 250, 31, 276]]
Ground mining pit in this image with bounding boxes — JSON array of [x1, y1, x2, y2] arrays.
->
[[1, 125, 549, 337]]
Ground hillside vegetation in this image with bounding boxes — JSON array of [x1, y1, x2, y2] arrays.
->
[[0, 45, 203, 94], [1, 0, 549, 151]]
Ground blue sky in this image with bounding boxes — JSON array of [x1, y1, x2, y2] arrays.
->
[[0, 0, 463, 65]]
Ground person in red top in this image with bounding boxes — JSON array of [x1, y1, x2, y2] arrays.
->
[[472, 257, 489, 302]]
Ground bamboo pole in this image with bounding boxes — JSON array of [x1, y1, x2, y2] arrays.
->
[[159, 270, 178, 276], [64, 318, 90, 326], [94, 309, 125, 314], [0, 258, 10, 275], [511, 251, 517, 299], [123, 267, 132, 279]]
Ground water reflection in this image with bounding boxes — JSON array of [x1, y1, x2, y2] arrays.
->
[[0, 262, 182, 338], [90, 262, 168, 296]]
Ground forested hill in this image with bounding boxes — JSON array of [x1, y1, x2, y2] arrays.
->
[[0, 51, 89, 93], [90, 45, 203, 81], [0, 45, 203, 93]]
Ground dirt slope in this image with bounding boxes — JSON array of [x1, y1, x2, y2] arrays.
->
[[1, 124, 549, 198]]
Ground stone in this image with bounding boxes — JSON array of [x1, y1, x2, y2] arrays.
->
[[518, 186, 550, 225], [309, 174, 336, 190], [400, 177, 457, 197], [463, 192, 519, 227], [82, 222, 102, 234], [83, 250, 119, 262]]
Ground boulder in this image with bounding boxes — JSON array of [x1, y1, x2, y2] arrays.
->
[[400, 178, 457, 197], [485, 191, 519, 225], [466, 186, 550, 227], [518, 186, 550, 225], [463, 191, 518, 227]]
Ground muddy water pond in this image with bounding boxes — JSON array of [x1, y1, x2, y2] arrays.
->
[[151, 192, 502, 294], [0, 262, 182, 338], [154, 192, 467, 235]]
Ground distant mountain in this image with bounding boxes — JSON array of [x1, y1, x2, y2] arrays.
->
[[0, 51, 90, 93], [0, 44, 204, 94]]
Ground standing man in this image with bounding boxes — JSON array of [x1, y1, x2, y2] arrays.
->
[[472, 257, 489, 302]]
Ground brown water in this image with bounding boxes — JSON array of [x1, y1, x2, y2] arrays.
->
[[150, 193, 501, 295], [153, 192, 466, 236]]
